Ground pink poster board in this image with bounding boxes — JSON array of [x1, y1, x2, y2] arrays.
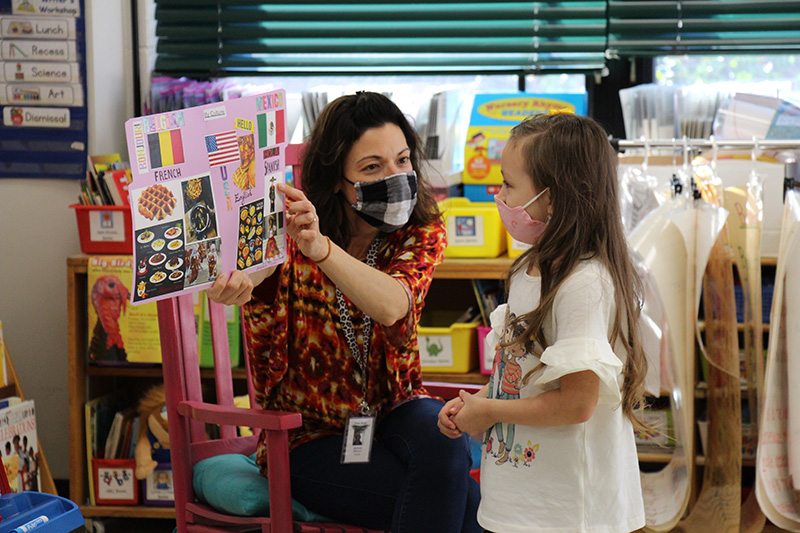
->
[[124, 90, 287, 304]]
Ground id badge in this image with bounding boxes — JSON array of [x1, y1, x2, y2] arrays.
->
[[341, 410, 376, 464]]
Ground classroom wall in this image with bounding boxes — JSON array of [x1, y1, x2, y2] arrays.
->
[[0, 0, 134, 481]]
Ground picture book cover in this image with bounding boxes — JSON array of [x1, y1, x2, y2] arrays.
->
[[0, 400, 41, 493], [124, 90, 288, 304], [87, 256, 161, 364]]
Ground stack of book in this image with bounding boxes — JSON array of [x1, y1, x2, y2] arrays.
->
[[78, 153, 131, 207]]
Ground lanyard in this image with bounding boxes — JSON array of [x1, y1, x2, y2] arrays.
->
[[335, 235, 384, 415]]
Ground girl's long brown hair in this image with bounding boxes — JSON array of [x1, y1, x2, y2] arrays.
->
[[505, 113, 649, 432]]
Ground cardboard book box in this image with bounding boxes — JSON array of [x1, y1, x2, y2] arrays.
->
[[462, 93, 588, 186]]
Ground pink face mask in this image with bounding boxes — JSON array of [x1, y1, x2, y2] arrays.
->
[[494, 187, 550, 245]]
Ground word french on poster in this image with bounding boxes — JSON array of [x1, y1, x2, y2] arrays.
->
[[124, 90, 288, 304]]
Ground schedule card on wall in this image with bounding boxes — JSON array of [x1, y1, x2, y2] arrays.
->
[[124, 90, 287, 304]]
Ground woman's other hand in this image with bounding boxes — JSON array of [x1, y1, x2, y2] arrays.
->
[[207, 270, 256, 306], [278, 182, 329, 262]]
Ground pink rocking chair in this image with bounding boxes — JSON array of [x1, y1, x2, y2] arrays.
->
[[157, 294, 387, 532]]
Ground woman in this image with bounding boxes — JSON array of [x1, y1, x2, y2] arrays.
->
[[209, 91, 480, 532]]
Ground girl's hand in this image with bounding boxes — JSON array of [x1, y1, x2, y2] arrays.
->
[[452, 390, 494, 436], [437, 397, 465, 439], [278, 182, 329, 261], [207, 270, 255, 306]]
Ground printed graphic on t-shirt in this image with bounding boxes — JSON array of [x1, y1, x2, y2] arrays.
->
[[485, 311, 540, 467]]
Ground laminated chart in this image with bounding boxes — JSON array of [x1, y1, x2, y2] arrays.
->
[[124, 90, 287, 304], [0, 0, 88, 179], [755, 188, 800, 531], [725, 180, 767, 532], [628, 187, 726, 532]]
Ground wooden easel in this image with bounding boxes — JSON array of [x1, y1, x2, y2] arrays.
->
[[1, 342, 57, 495]]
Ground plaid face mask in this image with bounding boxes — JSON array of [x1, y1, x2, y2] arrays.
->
[[345, 170, 418, 232]]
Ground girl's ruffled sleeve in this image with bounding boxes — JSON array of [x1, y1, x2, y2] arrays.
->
[[534, 338, 623, 404], [533, 265, 623, 404], [483, 303, 508, 363]]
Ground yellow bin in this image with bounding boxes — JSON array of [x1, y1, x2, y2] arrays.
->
[[506, 231, 532, 258], [418, 310, 479, 373], [439, 197, 508, 258]]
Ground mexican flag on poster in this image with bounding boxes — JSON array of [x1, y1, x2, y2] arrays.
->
[[124, 90, 288, 305]]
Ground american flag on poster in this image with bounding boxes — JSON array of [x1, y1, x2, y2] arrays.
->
[[205, 130, 240, 167]]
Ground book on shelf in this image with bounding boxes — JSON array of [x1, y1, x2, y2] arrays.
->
[[103, 169, 132, 207], [85, 390, 130, 506], [0, 400, 41, 493], [104, 406, 137, 461], [471, 278, 503, 328], [77, 153, 131, 206]]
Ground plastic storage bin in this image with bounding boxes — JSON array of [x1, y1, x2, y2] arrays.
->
[[439, 197, 507, 258], [477, 325, 494, 375], [0, 492, 84, 533], [418, 310, 479, 373], [70, 204, 133, 255], [506, 232, 532, 258], [463, 184, 501, 203]]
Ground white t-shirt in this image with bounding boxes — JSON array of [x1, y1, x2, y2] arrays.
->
[[477, 260, 645, 533]]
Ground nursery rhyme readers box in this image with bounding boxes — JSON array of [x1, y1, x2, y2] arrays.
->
[[462, 93, 587, 185], [125, 90, 288, 305]]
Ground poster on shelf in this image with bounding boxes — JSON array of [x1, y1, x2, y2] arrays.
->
[[124, 90, 288, 304]]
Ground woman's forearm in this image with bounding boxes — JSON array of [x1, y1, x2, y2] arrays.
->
[[316, 240, 409, 325]]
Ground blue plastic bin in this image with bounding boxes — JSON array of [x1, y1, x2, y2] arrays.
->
[[0, 492, 84, 533]]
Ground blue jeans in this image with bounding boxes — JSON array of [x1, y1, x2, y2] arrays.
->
[[289, 397, 481, 532]]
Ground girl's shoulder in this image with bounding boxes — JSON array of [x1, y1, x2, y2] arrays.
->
[[558, 259, 614, 296]]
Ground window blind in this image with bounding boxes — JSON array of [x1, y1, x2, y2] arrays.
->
[[608, 0, 800, 56], [153, 0, 608, 77]]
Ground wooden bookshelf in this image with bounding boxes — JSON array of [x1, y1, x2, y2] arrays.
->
[[67, 253, 497, 520]]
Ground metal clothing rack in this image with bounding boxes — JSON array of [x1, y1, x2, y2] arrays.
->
[[611, 137, 800, 198], [612, 137, 800, 150]]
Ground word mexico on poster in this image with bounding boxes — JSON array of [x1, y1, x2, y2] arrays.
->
[[124, 90, 288, 304]]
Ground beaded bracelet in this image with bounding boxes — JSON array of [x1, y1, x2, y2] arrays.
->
[[314, 235, 332, 264]]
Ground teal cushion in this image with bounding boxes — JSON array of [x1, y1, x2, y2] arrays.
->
[[193, 453, 329, 522]]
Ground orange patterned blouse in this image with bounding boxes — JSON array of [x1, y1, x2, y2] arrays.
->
[[243, 218, 446, 462]]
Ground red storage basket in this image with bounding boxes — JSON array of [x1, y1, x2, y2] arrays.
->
[[70, 204, 133, 254]]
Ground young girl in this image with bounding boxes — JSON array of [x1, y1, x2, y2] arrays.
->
[[438, 112, 647, 532]]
